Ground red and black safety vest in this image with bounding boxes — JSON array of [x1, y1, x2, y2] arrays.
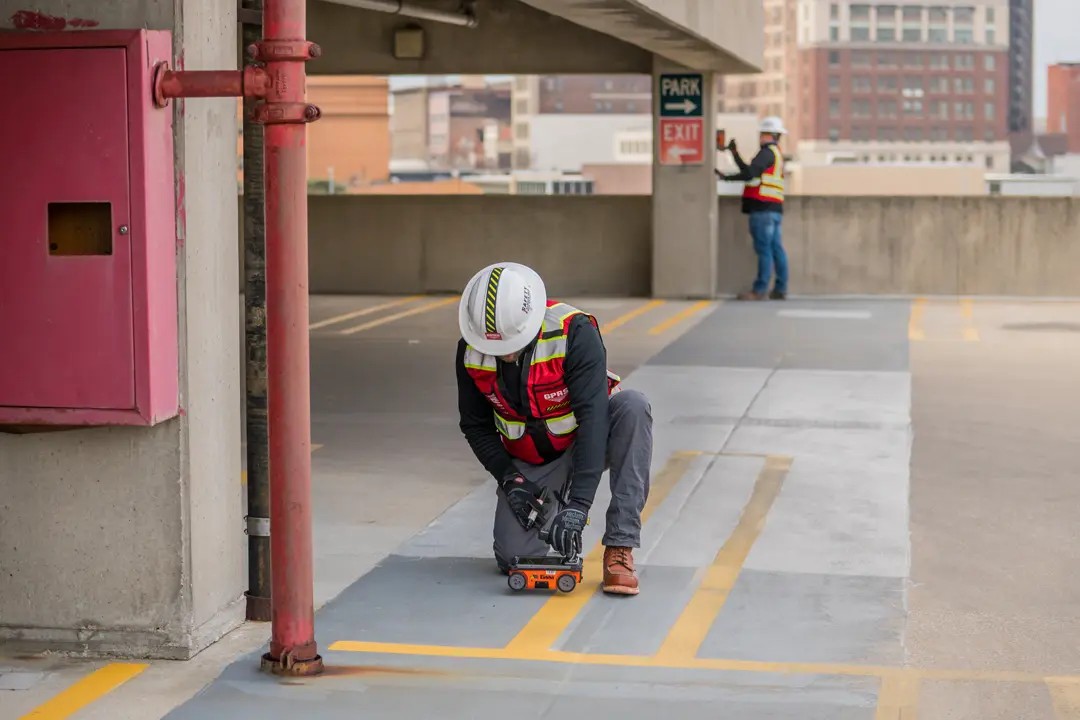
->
[[742, 143, 784, 204], [463, 300, 621, 465]]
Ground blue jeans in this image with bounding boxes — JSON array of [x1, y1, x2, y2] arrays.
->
[[748, 210, 787, 295]]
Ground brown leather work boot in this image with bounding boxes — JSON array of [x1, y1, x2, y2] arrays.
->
[[603, 546, 639, 595]]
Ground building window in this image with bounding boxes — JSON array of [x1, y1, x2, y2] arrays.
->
[[954, 53, 975, 70], [986, 7, 994, 22], [830, 2, 839, 19], [930, 126, 947, 141], [954, 101, 974, 119], [955, 126, 974, 141], [829, 50, 841, 65], [877, 75, 898, 92], [904, 126, 924, 141], [829, 127, 841, 141], [985, 155, 994, 169], [928, 28, 947, 42], [854, 75, 874, 92], [954, 77, 974, 94], [985, 101, 995, 120], [879, 99, 899, 117], [852, 26, 871, 41], [830, 99, 841, 118], [829, 75, 841, 91], [878, 52, 897, 67], [853, 125, 871, 141], [903, 27, 922, 42], [903, 54, 923, 68], [851, 4, 871, 21], [852, 51, 872, 66], [928, 6, 948, 23], [955, 29, 974, 44], [903, 76, 924, 92], [984, 128, 996, 142], [929, 54, 948, 69], [953, 6, 974, 24], [984, 54, 996, 71], [853, 99, 872, 117], [984, 78, 995, 94], [878, 27, 896, 41], [903, 99, 923, 115], [986, 29, 995, 44], [930, 100, 949, 118], [878, 126, 897, 141]]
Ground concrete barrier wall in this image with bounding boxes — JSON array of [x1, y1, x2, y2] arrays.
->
[[718, 197, 1080, 296], [304, 195, 652, 296], [254, 195, 1079, 297]]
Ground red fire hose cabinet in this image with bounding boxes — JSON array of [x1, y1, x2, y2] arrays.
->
[[0, 30, 179, 428]]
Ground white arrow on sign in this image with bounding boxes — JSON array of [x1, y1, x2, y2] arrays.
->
[[664, 99, 697, 114]]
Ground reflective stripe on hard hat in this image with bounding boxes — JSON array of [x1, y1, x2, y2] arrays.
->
[[458, 262, 547, 356]]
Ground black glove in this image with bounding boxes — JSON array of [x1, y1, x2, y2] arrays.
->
[[548, 505, 587, 559], [727, 139, 738, 153], [500, 474, 545, 530]]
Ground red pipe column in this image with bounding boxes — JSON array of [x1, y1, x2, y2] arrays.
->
[[258, 0, 324, 677]]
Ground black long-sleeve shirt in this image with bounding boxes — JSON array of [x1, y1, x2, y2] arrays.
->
[[724, 142, 784, 215], [455, 313, 609, 511]]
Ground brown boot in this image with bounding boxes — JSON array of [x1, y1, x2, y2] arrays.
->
[[602, 546, 639, 595], [736, 291, 767, 301]]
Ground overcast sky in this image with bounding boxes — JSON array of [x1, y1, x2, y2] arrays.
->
[[390, 1, 1078, 121]]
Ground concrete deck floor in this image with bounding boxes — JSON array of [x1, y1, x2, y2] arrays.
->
[[4, 295, 1080, 719]]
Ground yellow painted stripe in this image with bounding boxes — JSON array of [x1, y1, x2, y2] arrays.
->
[[654, 455, 792, 662], [328, 641, 1057, 685], [960, 298, 980, 342], [908, 298, 926, 341], [1048, 679, 1080, 719], [648, 300, 712, 336], [603, 299, 666, 334], [874, 674, 920, 719], [502, 450, 701, 655], [340, 296, 458, 335], [309, 296, 422, 330], [20, 663, 148, 720]]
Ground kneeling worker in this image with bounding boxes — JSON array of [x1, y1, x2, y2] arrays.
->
[[455, 262, 653, 595]]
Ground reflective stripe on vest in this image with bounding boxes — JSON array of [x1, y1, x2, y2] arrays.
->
[[462, 300, 620, 464], [743, 144, 784, 203]]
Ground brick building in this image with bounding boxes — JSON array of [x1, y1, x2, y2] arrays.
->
[[1047, 63, 1080, 154]]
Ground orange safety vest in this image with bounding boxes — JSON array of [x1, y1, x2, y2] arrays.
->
[[463, 300, 621, 465], [742, 144, 784, 204]]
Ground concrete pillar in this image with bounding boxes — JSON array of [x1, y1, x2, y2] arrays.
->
[[651, 56, 719, 299], [0, 0, 243, 658]]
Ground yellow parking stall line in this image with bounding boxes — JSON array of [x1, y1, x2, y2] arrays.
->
[[908, 298, 927, 341], [19, 662, 148, 720], [502, 450, 702, 655], [328, 641, 1060, 685], [339, 296, 458, 335], [960, 298, 980, 342], [309, 295, 423, 330], [648, 300, 712, 336], [603, 299, 666, 334], [654, 455, 792, 662], [874, 674, 920, 719], [1047, 679, 1080, 719]]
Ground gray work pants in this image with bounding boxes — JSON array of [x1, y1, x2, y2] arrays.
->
[[493, 388, 653, 571]]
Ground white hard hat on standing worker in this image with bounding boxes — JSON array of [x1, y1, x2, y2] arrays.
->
[[458, 261, 548, 356], [759, 116, 787, 135]]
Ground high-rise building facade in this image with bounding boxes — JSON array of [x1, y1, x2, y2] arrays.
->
[[1007, 0, 1033, 136], [1047, 63, 1080, 153], [722, 0, 1013, 172], [511, 75, 651, 171]]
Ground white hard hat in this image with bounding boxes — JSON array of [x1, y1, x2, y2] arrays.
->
[[458, 262, 547, 355], [760, 116, 786, 135]]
